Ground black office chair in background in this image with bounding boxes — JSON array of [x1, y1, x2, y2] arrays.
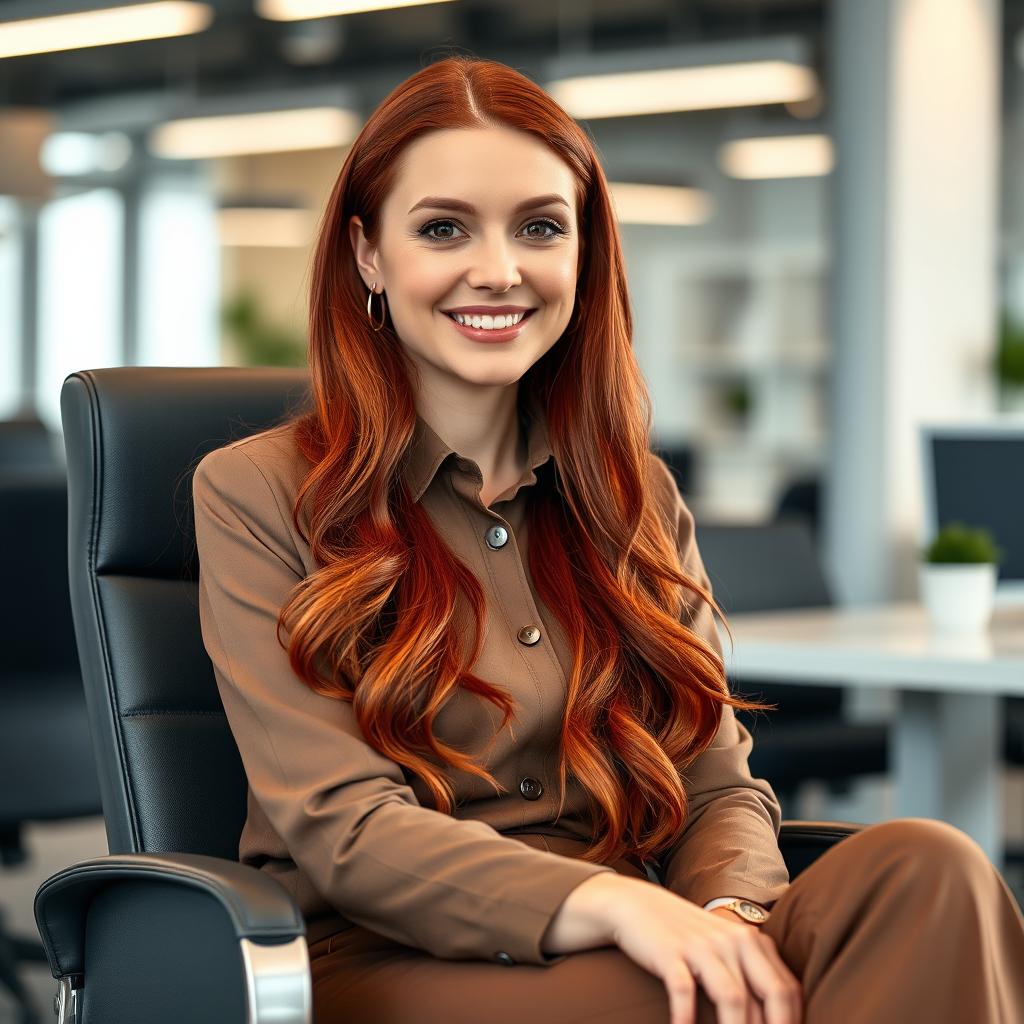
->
[[33, 367, 862, 1024], [694, 521, 889, 815], [0, 415, 61, 472], [0, 469, 103, 1024]]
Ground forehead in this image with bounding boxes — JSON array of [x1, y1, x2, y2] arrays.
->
[[387, 126, 577, 214]]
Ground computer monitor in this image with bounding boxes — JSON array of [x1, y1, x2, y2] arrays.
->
[[919, 421, 1024, 605]]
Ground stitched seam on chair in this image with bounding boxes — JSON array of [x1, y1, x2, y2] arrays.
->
[[83, 371, 142, 854], [121, 709, 227, 717]]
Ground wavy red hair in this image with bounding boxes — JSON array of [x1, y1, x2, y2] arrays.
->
[[275, 55, 763, 866]]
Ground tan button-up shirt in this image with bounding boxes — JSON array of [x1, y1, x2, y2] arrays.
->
[[191, 394, 790, 966]]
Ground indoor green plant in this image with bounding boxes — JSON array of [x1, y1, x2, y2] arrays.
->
[[221, 289, 307, 368], [995, 310, 1024, 411], [919, 522, 1003, 631]]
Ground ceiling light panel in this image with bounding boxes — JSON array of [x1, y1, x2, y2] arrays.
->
[[545, 37, 817, 119], [607, 183, 712, 225], [0, 2, 212, 59], [151, 106, 360, 158], [719, 134, 834, 179], [257, 0, 456, 20]]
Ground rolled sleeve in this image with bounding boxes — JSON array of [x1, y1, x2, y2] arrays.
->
[[651, 459, 790, 909], [192, 444, 615, 965]]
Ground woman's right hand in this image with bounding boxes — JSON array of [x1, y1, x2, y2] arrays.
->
[[603, 876, 802, 1024]]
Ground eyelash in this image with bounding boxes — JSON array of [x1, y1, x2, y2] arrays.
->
[[417, 217, 568, 244]]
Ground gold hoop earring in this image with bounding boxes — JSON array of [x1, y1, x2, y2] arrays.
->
[[366, 283, 387, 332]]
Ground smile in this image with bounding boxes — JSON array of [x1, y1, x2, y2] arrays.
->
[[442, 309, 536, 344]]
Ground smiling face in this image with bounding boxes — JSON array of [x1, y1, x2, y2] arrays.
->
[[348, 125, 580, 395]]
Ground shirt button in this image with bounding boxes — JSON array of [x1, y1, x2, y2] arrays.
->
[[517, 624, 541, 645], [493, 951, 516, 966], [519, 777, 543, 800], [485, 525, 509, 549]]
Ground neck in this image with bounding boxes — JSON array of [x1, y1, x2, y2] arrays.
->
[[415, 381, 526, 485]]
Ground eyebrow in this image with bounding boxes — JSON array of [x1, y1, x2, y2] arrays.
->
[[407, 193, 571, 216]]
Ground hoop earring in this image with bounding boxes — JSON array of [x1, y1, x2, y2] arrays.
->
[[366, 283, 387, 332]]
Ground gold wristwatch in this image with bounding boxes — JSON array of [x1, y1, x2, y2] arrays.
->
[[716, 899, 770, 925]]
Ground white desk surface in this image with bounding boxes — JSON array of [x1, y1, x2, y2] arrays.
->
[[719, 602, 1024, 696]]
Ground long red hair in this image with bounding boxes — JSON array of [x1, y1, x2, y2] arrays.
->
[[276, 55, 760, 866]]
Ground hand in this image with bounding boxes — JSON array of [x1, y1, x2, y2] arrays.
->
[[603, 877, 802, 1024]]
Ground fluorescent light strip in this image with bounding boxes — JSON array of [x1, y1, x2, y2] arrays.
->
[[719, 134, 833, 179], [548, 61, 817, 118], [217, 207, 313, 247], [0, 2, 212, 59], [151, 107, 360, 158], [607, 182, 712, 226], [257, 0, 456, 20]]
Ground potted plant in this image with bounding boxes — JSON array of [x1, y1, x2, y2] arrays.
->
[[221, 289, 307, 367], [995, 310, 1024, 412], [919, 522, 1003, 631]]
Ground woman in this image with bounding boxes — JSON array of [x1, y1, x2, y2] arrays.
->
[[191, 56, 1024, 1024]]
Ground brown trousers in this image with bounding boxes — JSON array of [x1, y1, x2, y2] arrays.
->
[[308, 818, 1024, 1023]]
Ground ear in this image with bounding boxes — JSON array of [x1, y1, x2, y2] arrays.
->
[[348, 215, 382, 289]]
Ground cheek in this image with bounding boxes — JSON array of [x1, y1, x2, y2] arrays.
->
[[382, 242, 454, 310], [533, 253, 578, 302]]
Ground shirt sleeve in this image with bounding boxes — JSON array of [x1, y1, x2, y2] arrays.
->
[[192, 444, 617, 966], [652, 462, 791, 909]]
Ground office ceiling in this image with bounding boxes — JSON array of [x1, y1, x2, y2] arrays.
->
[[0, 0, 826, 110]]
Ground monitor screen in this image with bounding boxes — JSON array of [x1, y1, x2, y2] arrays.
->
[[921, 425, 1024, 589]]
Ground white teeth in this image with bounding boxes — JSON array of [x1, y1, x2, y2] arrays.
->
[[452, 311, 524, 329]]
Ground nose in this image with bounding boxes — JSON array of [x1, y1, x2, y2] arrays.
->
[[465, 230, 522, 293]]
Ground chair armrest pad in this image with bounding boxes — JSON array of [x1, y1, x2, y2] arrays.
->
[[778, 819, 865, 880], [34, 852, 304, 979]]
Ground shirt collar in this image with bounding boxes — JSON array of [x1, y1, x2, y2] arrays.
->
[[403, 390, 554, 504]]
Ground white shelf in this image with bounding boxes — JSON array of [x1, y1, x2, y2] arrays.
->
[[651, 241, 830, 519]]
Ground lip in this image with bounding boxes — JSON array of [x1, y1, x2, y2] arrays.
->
[[443, 308, 535, 344], [442, 305, 534, 315]]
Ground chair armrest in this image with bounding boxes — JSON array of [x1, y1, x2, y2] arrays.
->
[[34, 852, 310, 1024], [779, 819, 865, 880]]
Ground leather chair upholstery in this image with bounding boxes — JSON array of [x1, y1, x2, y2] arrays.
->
[[33, 367, 862, 1024]]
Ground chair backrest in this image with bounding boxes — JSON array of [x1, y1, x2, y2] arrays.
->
[[0, 469, 101, 831], [0, 470, 78, 674], [60, 367, 311, 859], [0, 414, 59, 470], [695, 520, 838, 716], [695, 520, 833, 615]]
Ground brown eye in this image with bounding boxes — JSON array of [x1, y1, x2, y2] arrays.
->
[[419, 219, 463, 242], [522, 218, 566, 239]]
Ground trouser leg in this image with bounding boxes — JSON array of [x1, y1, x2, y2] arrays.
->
[[761, 818, 1024, 1024]]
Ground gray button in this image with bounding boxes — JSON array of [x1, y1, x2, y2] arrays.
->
[[519, 777, 543, 800], [493, 951, 516, 966], [485, 525, 509, 549], [517, 624, 541, 645]]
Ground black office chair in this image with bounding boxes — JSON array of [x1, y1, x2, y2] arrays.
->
[[33, 367, 862, 1024], [0, 414, 60, 471], [694, 521, 889, 812], [0, 470, 103, 1024]]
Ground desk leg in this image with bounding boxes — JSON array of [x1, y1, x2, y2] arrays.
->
[[894, 691, 1002, 867]]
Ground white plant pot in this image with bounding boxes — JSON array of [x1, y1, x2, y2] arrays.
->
[[918, 562, 998, 632]]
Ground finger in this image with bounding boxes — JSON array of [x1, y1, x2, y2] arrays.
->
[[688, 950, 751, 1024], [757, 934, 803, 1023], [734, 933, 802, 1024], [663, 959, 698, 1024]]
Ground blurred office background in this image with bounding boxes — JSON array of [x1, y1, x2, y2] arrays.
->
[[2, 0, 1024, 1019]]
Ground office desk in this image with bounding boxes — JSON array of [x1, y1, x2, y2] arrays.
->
[[720, 602, 1024, 865]]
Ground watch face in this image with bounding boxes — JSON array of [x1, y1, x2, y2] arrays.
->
[[737, 901, 769, 923]]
